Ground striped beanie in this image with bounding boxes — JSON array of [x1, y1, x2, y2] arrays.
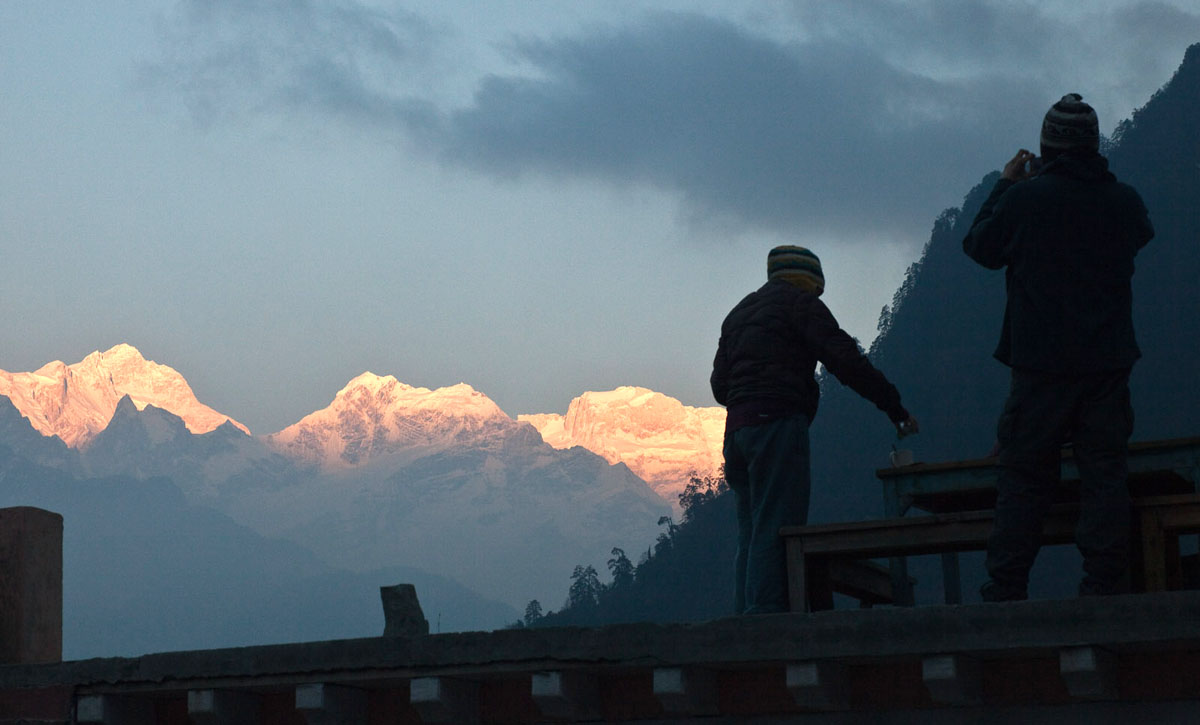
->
[[767, 245, 824, 295], [1041, 93, 1099, 154]]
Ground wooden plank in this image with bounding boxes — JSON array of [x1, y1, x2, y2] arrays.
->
[[826, 559, 894, 604], [1152, 506, 1200, 533], [782, 510, 995, 537], [783, 491, 1200, 608], [878, 440, 1200, 525], [876, 436, 1200, 480]]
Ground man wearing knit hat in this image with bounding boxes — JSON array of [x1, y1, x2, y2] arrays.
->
[[711, 245, 918, 614], [964, 94, 1154, 601]]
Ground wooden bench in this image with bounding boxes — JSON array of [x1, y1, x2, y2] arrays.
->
[[821, 558, 915, 609], [1135, 494, 1200, 591], [782, 494, 1200, 613]]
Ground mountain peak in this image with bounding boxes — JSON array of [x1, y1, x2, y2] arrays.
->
[[112, 394, 138, 417], [267, 375, 513, 468], [0, 344, 249, 446], [341, 371, 407, 392], [1184, 42, 1200, 68], [98, 395, 191, 447], [519, 387, 725, 505]]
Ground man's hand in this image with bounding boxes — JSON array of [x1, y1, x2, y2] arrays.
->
[[895, 416, 919, 439], [1002, 149, 1037, 182]]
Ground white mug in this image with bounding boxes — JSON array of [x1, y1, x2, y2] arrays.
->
[[890, 448, 914, 467]]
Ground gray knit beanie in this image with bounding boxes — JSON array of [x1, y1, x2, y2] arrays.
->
[[1041, 93, 1099, 155]]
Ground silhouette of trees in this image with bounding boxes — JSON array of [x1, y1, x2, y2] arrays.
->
[[567, 565, 602, 610], [532, 470, 736, 628], [523, 599, 543, 627], [607, 547, 634, 589], [678, 470, 728, 522]]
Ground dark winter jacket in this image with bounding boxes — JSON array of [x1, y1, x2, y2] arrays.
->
[[711, 279, 908, 432], [963, 152, 1154, 373]]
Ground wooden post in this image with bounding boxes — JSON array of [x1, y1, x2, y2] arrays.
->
[[0, 507, 62, 664], [785, 537, 809, 612]]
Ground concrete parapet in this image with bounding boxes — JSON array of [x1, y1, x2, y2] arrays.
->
[[0, 507, 62, 665]]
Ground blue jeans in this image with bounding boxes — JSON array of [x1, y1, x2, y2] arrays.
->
[[724, 413, 812, 614]]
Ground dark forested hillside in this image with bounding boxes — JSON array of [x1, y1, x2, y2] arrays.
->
[[528, 475, 736, 627], [537, 43, 1200, 622], [809, 42, 1200, 603]]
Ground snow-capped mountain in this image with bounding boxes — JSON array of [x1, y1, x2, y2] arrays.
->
[[266, 372, 514, 468], [0, 344, 248, 447], [519, 386, 725, 505], [0, 354, 672, 609], [0, 346, 696, 609]]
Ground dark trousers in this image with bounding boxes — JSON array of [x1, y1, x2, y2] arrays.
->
[[983, 368, 1134, 600], [724, 413, 811, 614]]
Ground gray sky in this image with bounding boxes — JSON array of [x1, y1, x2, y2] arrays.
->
[[2, 1, 1197, 434]]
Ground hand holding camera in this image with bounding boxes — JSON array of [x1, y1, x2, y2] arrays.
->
[[1002, 148, 1039, 182]]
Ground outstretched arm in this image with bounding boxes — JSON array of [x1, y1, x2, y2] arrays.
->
[[804, 299, 910, 425]]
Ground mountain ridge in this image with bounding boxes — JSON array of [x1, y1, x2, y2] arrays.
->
[[1, 347, 723, 506]]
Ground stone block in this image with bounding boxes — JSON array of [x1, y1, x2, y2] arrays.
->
[[922, 654, 982, 705], [187, 689, 260, 724], [653, 667, 717, 715], [295, 683, 367, 724], [531, 670, 599, 720], [76, 694, 154, 724], [410, 676, 479, 724], [0, 507, 62, 664], [1060, 646, 1118, 699], [787, 661, 849, 711], [380, 583, 429, 637]]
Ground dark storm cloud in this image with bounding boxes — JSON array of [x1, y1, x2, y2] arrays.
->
[[146, 1, 1199, 242], [786, 0, 1200, 81], [433, 13, 1041, 239]]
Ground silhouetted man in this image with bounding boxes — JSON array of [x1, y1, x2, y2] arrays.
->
[[711, 246, 918, 614], [964, 94, 1154, 600]]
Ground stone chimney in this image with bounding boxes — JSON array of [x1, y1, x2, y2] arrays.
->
[[0, 507, 63, 664]]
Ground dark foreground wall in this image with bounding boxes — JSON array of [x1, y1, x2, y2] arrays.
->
[[1, 591, 1198, 723]]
